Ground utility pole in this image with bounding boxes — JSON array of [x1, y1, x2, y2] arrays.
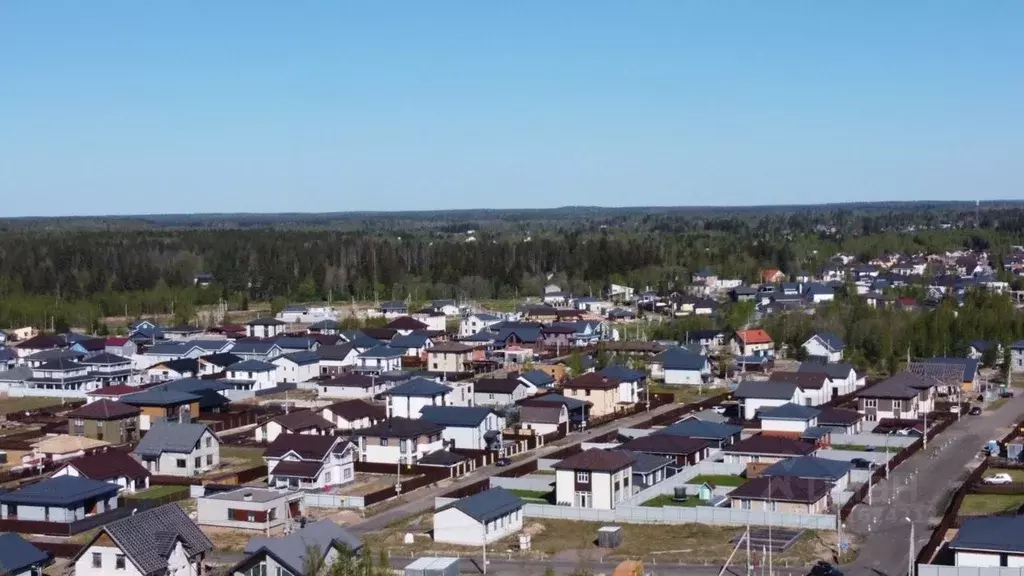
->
[[767, 476, 773, 576], [906, 517, 915, 576]]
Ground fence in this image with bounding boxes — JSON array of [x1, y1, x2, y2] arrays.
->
[[0, 498, 160, 536], [363, 470, 448, 506], [522, 502, 836, 529], [303, 492, 366, 509], [968, 481, 1024, 494], [633, 392, 732, 429], [124, 485, 191, 507], [489, 476, 555, 492], [831, 433, 918, 448], [919, 566, 1024, 576]]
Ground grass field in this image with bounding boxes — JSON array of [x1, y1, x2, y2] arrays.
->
[[690, 474, 748, 487], [640, 494, 703, 507], [987, 468, 1024, 482], [0, 396, 66, 415], [960, 493, 1024, 515], [508, 489, 553, 504], [126, 485, 190, 501], [829, 444, 876, 452], [648, 385, 729, 405], [221, 445, 267, 465]]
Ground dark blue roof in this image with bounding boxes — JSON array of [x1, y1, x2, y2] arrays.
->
[[656, 419, 742, 441], [384, 377, 451, 397], [760, 402, 821, 421], [390, 333, 433, 349], [599, 364, 645, 382], [380, 301, 407, 311], [918, 357, 980, 381], [228, 359, 278, 372], [525, 393, 589, 410], [357, 345, 402, 359], [120, 386, 201, 406], [418, 406, 495, 427], [163, 378, 232, 393], [761, 456, 851, 481], [441, 487, 523, 523], [0, 533, 50, 573], [950, 516, 1024, 554], [275, 337, 317, 350], [230, 341, 282, 355], [813, 332, 845, 352], [733, 381, 797, 400], [797, 361, 856, 380], [659, 347, 708, 371], [0, 475, 118, 507], [280, 350, 320, 365], [519, 370, 555, 387]]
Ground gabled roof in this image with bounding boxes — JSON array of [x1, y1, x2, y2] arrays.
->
[[857, 371, 933, 399], [599, 364, 645, 382], [241, 520, 361, 574], [135, 421, 213, 457], [759, 403, 820, 421], [230, 341, 283, 356], [353, 417, 444, 439], [418, 406, 495, 427], [317, 343, 357, 361], [732, 380, 798, 400], [357, 344, 403, 359], [323, 399, 386, 422], [384, 377, 451, 397], [80, 352, 132, 365], [228, 359, 278, 372], [949, 516, 1024, 554], [16, 334, 65, 350], [0, 533, 50, 574], [762, 456, 852, 481], [66, 399, 140, 420], [627, 451, 674, 474], [34, 358, 89, 371], [519, 392, 591, 411], [418, 450, 470, 467], [474, 378, 525, 394], [386, 316, 429, 331], [656, 419, 742, 441], [320, 373, 376, 389], [723, 434, 818, 457], [88, 504, 213, 575], [520, 404, 565, 424], [120, 387, 201, 407], [269, 410, 336, 432], [58, 449, 150, 482], [248, 317, 285, 326], [265, 434, 343, 461], [659, 348, 708, 371], [729, 476, 832, 503], [0, 475, 119, 506], [519, 370, 555, 387], [428, 341, 476, 354], [797, 361, 857, 380], [735, 329, 773, 345], [908, 357, 978, 384], [308, 319, 341, 331], [279, 350, 320, 366], [439, 487, 524, 524], [274, 337, 318, 351], [619, 434, 710, 456], [809, 332, 845, 352], [768, 371, 829, 390], [567, 372, 621, 390], [200, 352, 243, 368], [390, 332, 433, 349], [151, 358, 200, 375], [553, 448, 635, 472]]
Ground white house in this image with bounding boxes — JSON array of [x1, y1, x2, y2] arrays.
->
[[264, 434, 356, 490], [321, 399, 386, 430], [316, 343, 359, 376], [50, 449, 151, 494], [384, 378, 453, 419], [73, 504, 212, 576], [224, 359, 278, 391], [272, 351, 320, 384], [255, 410, 337, 443], [316, 373, 392, 399], [459, 313, 503, 338], [352, 417, 445, 464], [797, 362, 864, 397], [473, 377, 530, 406], [649, 347, 708, 386], [732, 381, 800, 420], [759, 403, 821, 435], [802, 333, 845, 363], [246, 318, 287, 338], [418, 406, 504, 451], [133, 420, 220, 477], [354, 345, 403, 375], [553, 449, 634, 510], [519, 403, 569, 435], [433, 487, 525, 546], [767, 371, 832, 407], [949, 516, 1024, 568]]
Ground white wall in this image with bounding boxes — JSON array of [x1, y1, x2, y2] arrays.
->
[[555, 469, 574, 506], [361, 438, 444, 464], [665, 368, 703, 386], [760, 418, 809, 433], [433, 506, 524, 546], [742, 397, 791, 420], [273, 359, 319, 384], [76, 545, 144, 576]]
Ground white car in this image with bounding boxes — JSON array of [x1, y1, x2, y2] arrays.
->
[[984, 473, 1013, 485], [711, 406, 727, 415], [949, 405, 961, 414]]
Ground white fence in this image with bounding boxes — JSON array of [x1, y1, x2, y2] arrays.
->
[[832, 433, 917, 448], [818, 448, 896, 465], [302, 492, 365, 509], [523, 503, 835, 529], [918, 566, 1024, 576], [537, 458, 559, 470], [489, 476, 556, 492], [626, 460, 745, 505]]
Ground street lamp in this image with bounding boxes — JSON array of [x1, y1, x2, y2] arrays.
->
[[905, 516, 915, 576]]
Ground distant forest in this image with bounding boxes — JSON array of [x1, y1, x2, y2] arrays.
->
[[2, 202, 1024, 330]]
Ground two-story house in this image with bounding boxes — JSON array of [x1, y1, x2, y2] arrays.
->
[[459, 313, 503, 337], [255, 410, 337, 443], [732, 381, 800, 420], [553, 449, 634, 509], [802, 333, 845, 363], [768, 371, 832, 406], [272, 350, 320, 384], [264, 434, 356, 489], [133, 419, 220, 477], [66, 399, 141, 444], [354, 345, 403, 375], [418, 406, 504, 451], [855, 371, 936, 422], [321, 399, 387, 430], [473, 377, 530, 406], [230, 520, 361, 576], [223, 359, 278, 392], [562, 372, 635, 417], [246, 318, 287, 339], [316, 343, 359, 376], [731, 329, 775, 358], [50, 449, 151, 494], [426, 342, 477, 374], [119, 387, 201, 430], [797, 362, 865, 398], [383, 378, 453, 418], [352, 418, 445, 464]]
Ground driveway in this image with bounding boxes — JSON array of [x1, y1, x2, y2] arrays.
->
[[844, 394, 1024, 576]]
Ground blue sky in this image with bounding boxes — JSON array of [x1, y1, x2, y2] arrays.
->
[[1, 2, 1022, 216]]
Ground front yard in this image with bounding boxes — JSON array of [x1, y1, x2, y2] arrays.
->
[[689, 474, 747, 487], [960, 493, 1024, 515]]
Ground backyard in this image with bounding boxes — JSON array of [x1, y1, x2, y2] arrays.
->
[[640, 494, 703, 507], [690, 474, 748, 487], [0, 396, 67, 415], [508, 489, 553, 504], [648, 385, 728, 405], [220, 445, 267, 465], [959, 493, 1024, 515]]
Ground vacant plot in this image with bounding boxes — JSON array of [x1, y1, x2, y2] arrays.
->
[[0, 396, 66, 415], [220, 445, 266, 465], [640, 494, 703, 507], [960, 494, 1024, 515], [690, 474, 747, 487], [126, 485, 190, 502], [987, 468, 1024, 482], [331, 473, 407, 497], [649, 385, 728, 405]]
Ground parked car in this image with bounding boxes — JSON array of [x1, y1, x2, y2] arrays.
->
[[969, 406, 983, 415], [711, 406, 727, 415], [850, 457, 878, 470], [949, 404, 961, 414], [1000, 390, 1015, 399], [983, 473, 1013, 485], [810, 560, 844, 576], [896, 428, 913, 436]]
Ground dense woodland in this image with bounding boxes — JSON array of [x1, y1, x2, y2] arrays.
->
[[3, 203, 1024, 373]]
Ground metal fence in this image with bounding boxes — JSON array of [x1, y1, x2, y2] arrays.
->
[[919, 566, 1024, 576], [302, 492, 366, 509], [522, 502, 836, 529], [489, 476, 556, 492]]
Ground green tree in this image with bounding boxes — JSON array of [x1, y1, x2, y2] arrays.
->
[[568, 351, 583, 377]]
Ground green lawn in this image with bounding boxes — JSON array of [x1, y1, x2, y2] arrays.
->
[[0, 396, 67, 415], [221, 445, 267, 465], [987, 468, 1024, 482], [508, 489, 552, 503], [960, 494, 1024, 515], [689, 474, 747, 487], [830, 444, 876, 452], [127, 485, 190, 501], [648, 385, 729, 405], [532, 469, 556, 475], [640, 494, 703, 507]]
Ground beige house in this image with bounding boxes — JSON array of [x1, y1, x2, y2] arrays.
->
[[427, 342, 476, 374], [561, 372, 626, 417], [729, 476, 832, 514]]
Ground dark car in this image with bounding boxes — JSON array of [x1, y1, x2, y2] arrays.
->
[[969, 406, 983, 415], [1000, 390, 1015, 399], [495, 458, 512, 467], [810, 560, 844, 576], [850, 457, 878, 470]]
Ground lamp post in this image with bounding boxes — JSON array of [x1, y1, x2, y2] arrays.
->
[[905, 516, 915, 576]]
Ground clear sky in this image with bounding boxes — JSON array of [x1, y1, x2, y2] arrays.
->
[[1, 2, 1022, 217]]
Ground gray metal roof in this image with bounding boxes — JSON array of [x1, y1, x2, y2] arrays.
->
[[418, 406, 494, 427], [120, 387, 201, 407], [441, 487, 524, 523], [519, 370, 555, 387], [656, 419, 742, 441], [243, 520, 362, 573], [797, 361, 856, 380], [228, 359, 278, 372], [659, 347, 709, 371], [230, 341, 282, 355], [357, 344, 403, 359], [135, 420, 213, 457], [761, 456, 852, 481], [950, 516, 1024, 554], [0, 475, 118, 507], [98, 503, 214, 575], [732, 380, 798, 400], [760, 403, 821, 421], [0, 533, 49, 574], [384, 377, 451, 397], [627, 451, 674, 474]]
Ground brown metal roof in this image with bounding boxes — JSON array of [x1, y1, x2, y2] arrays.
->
[[60, 449, 150, 482], [566, 372, 621, 390], [271, 460, 324, 478], [323, 400, 386, 422], [552, 448, 635, 472], [723, 434, 818, 457], [729, 475, 832, 503], [265, 434, 341, 460], [66, 399, 141, 420], [270, 410, 336, 432]]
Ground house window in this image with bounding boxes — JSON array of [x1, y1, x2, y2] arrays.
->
[[576, 471, 589, 483], [206, 454, 213, 465], [115, 554, 126, 570], [176, 459, 186, 468], [381, 438, 388, 447], [741, 500, 751, 510], [92, 553, 102, 569], [248, 512, 256, 522], [245, 562, 268, 576], [893, 400, 903, 410], [276, 567, 293, 576], [195, 456, 202, 468], [344, 468, 352, 480], [489, 393, 495, 400], [325, 472, 332, 484], [863, 399, 877, 408], [585, 389, 591, 396], [73, 419, 84, 427], [205, 437, 212, 448]]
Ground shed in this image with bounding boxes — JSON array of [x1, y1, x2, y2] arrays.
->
[[404, 557, 461, 576]]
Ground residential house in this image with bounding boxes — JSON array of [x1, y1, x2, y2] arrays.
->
[[317, 373, 390, 399], [967, 340, 1001, 362], [79, 353, 133, 386], [231, 520, 362, 576], [389, 332, 434, 358], [230, 341, 284, 362], [563, 372, 637, 417], [599, 364, 646, 401], [426, 342, 477, 374], [321, 399, 387, 430], [519, 393, 591, 429], [73, 503, 212, 576], [50, 449, 151, 494], [855, 371, 937, 422], [308, 319, 342, 335], [518, 369, 555, 392], [0, 533, 50, 576], [385, 316, 429, 335], [758, 403, 824, 439], [605, 283, 635, 302], [255, 410, 337, 443], [721, 434, 819, 464], [542, 291, 570, 306], [519, 403, 569, 435], [655, 419, 743, 448], [732, 381, 800, 420], [119, 387, 201, 430], [618, 434, 710, 471], [197, 487, 304, 532], [198, 352, 243, 376], [272, 350, 320, 384], [761, 269, 786, 283], [948, 516, 1024, 568], [802, 333, 845, 363], [145, 358, 200, 383], [162, 325, 204, 341], [687, 329, 727, 353], [803, 283, 836, 303], [761, 456, 853, 492], [223, 359, 279, 391], [796, 362, 865, 398], [379, 301, 408, 318], [133, 420, 220, 477], [433, 487, 525, 546], [629, 452, 674, 489], [816, 406, 864, 434], [0, 475, 119, 525], [474, 377, 530, 406], [352, 418, 445, 464], [553, 449, 634, 509], [729, 476, 832, 514], [15, 334, 66, 358], [768, 371, 832, 406], [459, 313, 503, 338], [264, 434, 355, 489], [316, 343, 359, 376], [246, 318, 287, 339], [384, 377, 453, 418], [653, 347, 710, 386], [732, 329, 775, 358], [907, 357, 979, 394], [20, 358, 100, 398], [354, 345, 403, 375], [66, 399, 141, 444], [419, 406, 504, 451]]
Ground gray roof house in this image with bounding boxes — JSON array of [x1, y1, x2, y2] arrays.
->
[[134, 420, 220, 477], [761, 456, 853, 484], [948, 516, 1024, 567], [73, 504, 213, 576], [656, 419, 743, 448], [434, 487, 526, 546], [232, 520, 362, 575], [0, 533, 50, 575]]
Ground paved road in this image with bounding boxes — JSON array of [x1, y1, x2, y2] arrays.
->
[[348, 402, 681, 534], [844, 395, 1024, 576]]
